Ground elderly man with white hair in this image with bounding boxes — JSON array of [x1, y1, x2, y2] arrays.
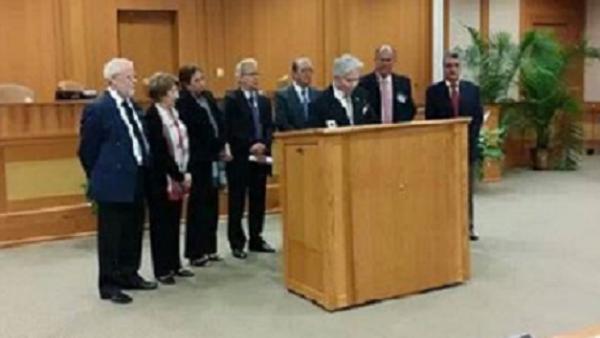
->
[[223, 58, 275, 259], [274, 57, 320, 131], [78, 58, 158, 305], [359, 44, 416, 123], [308, 54, 376, 127]]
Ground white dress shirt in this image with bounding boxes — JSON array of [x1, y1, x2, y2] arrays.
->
[[108, 87, 146, 165], [333, 84, 354, 125], [293, 81, 309, 103], [445, 80, 461, 96]]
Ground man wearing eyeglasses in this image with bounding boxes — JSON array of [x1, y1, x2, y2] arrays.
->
[[425, 52, 484, 241]]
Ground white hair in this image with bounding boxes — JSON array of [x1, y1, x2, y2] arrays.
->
[[333, 54, 363, 77], [235, 58, 258, 78], [103, 58, 134, 81]]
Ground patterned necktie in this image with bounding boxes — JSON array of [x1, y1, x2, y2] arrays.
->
[[250, 92, 262, 140], [196, 96, 219, 138], [345, 95, 354, 125], [451, 83, 460, 117], [121, 100, 149, 165], [301, 88, 309, 121]]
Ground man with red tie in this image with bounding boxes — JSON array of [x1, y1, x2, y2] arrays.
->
[[425, 52, 483, 241]]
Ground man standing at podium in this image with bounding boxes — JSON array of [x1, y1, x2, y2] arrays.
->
[[274, 57, 320, 131], [309, 54, 376, 127], [425, 52, 483, 241], [359, 45, 416, 124]]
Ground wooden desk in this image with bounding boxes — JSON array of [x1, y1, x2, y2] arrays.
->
[[0, 101, 93, 246], [0, 100, 280, 246], [276, 119, 471, 310]]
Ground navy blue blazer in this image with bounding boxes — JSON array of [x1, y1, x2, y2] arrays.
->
[[424, 80, 483, 163], [274, 84, 320, 131], [359, 72, 416, 123], [78, 91, 147, 203]]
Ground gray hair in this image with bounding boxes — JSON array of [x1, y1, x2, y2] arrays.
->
[[235, 58, 258, 78], [292, 57, 313, 73], [103, 58, 134, 81], [443, 51, 461, 66], [333, 54, 363, 77]]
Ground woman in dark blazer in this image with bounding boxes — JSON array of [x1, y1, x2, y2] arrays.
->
[[145, 72, 195, 284], [176, 65, 228, 267]]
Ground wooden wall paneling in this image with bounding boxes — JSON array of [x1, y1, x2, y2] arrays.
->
[[203, 0, 228, 96], [55, 0, 90, 88], [222, 0, 256, 92], [322, 0, 343, 84], [0, 147, 6, 213], [82, 0, 119, 92], [252, 0, 326, 91], [0, 0, 434, 101], [0, 0, 60, 102], [192, 0, 209, 82], [118, 10, 179, 99], [480, 0, 489, 40], [0, 102, 86, 138], [339, 0, 432, 104]]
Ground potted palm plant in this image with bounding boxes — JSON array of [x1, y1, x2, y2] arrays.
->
[[502, 30, 600, 170], [478, 126, 507, 182], [457, 27, 523, 181]]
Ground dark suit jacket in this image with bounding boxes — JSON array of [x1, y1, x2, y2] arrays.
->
[[223, 89, 273, 159], [78, 91, 145, 203], [176, 89, 225, 170], [308, 86, 377, 128], [425, 80, 483, 163], [144, 104, 187, 197], [359, 72, 416, 123], [274, 84, 320, 131]]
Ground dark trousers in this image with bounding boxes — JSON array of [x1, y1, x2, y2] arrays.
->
[[226, 160, 268, 250], [148, 191, 183, 278], [96, 170, 146, 297], [185, 162, 220, 259]]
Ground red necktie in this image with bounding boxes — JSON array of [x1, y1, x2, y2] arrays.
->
[[451, 83, 460, 117]]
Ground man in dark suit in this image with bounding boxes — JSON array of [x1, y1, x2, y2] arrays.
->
[[78, 58, 158, 305], [176, 65, 228, 266], [425, 52, 483, 241], [224, 58, 275, 259], [274, 57, 320, 131], [309, 54, 377, 127], [359, 45, 416, 123]]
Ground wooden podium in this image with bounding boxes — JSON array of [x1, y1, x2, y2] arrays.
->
[[275, 119, 471, 310]]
